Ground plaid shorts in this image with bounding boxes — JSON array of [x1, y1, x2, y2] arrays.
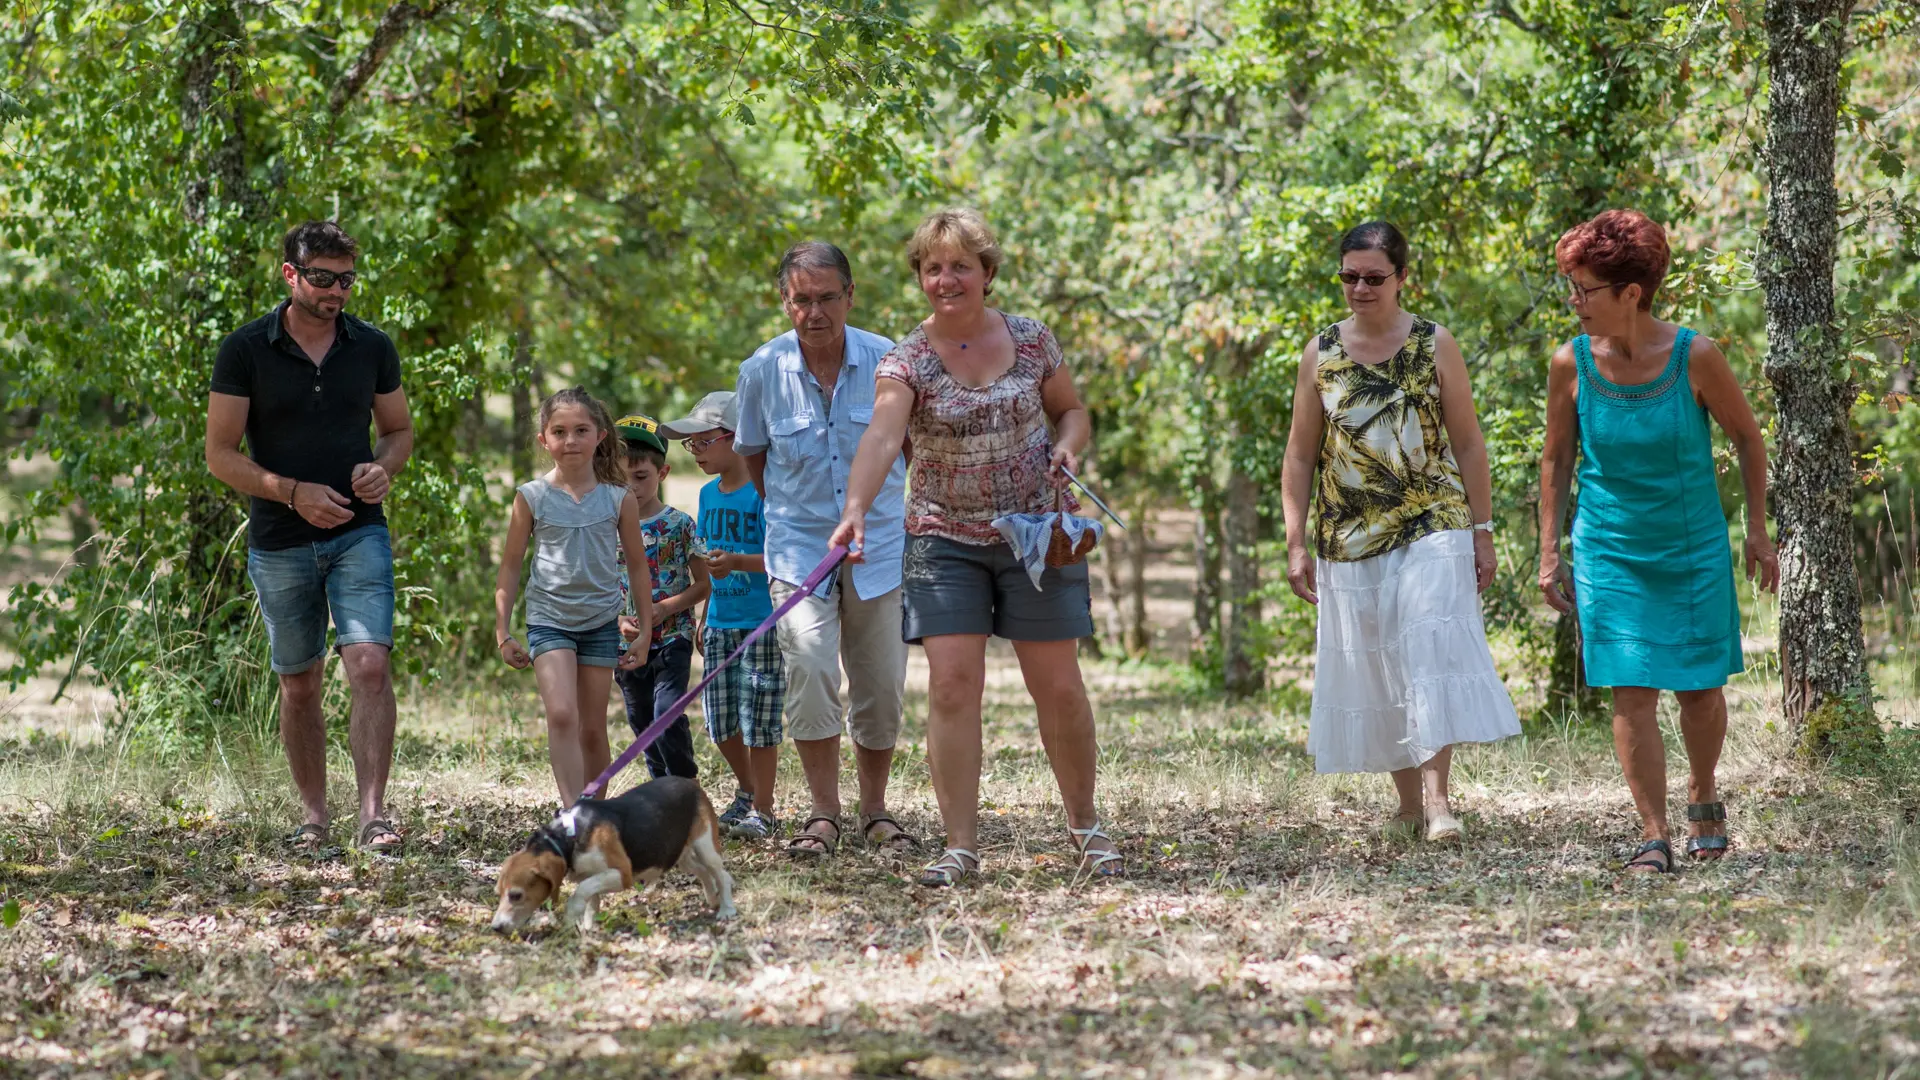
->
[[701, 626, 786, 749]]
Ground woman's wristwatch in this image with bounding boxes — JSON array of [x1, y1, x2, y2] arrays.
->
[[1472, 520, 1495, 533]]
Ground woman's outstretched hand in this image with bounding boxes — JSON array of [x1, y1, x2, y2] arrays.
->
[[829, 513, 866, 564]]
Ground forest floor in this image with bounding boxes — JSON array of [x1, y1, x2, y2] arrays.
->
[[5, 464, 1920, 1078]]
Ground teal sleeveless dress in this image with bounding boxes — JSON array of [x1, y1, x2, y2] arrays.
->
[[1571, 328, 1744, 690]]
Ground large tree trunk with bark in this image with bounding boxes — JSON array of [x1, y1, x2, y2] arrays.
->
[[1759, 0, 1876, 749]]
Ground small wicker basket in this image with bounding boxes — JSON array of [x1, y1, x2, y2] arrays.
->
[[1044, 485, 1099, 568]]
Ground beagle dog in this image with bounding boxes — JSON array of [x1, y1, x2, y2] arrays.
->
[[492, 776, 737, 933]]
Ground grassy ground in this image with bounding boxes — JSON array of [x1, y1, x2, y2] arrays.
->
[[5, 651, 1920, 1079]]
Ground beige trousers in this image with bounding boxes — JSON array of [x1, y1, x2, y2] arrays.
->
[[767, 564, 907, 749]]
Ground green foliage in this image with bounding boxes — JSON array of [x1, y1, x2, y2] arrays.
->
[[1, 0, 1915, 722], [1799, 689, 1883, 765], [0, 0, 1083, 738]]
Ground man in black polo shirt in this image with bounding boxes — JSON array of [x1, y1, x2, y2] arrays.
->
[[205, 221, 414, 855]]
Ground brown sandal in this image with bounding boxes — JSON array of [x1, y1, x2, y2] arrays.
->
[[785, 816, 840, 860], [860, 814, 920, 856], [357, 818, 404, 855]]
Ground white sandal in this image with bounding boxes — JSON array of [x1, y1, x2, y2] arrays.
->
[[917, 848, 978, 888], [1069, 822, 1125, 878]]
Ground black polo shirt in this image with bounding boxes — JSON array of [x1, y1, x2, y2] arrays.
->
[[209, 302, 403, 551]]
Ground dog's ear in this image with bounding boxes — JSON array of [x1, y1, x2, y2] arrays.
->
[[533, 850, 568, 905]]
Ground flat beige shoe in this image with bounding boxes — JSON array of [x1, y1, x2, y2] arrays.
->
[[1425, 812, 1463, 843]]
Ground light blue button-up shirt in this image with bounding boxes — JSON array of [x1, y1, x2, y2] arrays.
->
[[733, 326, 907, 600]]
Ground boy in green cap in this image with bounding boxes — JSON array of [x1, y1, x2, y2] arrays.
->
[[613, 413, 710, 780]]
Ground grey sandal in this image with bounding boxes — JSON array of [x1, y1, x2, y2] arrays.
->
[[1069, 822, 1125, 878], [918, 848, 978, 888], [1685, 802, 1730, 858]]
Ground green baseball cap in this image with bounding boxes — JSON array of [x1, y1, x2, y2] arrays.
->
[[614, 413, 669, 454]]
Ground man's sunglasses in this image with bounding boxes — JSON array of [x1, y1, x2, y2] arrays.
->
[[1335, 270, 1401, 287], [292, 264, 358, 289]]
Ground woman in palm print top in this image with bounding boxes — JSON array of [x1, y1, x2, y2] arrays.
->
[[1280, 221, 1520, 842]]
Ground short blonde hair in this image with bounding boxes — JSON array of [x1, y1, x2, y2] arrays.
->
[[906, 207, 1003, 281]]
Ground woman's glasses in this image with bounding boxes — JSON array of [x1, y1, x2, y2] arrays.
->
[[1335, 270, 1400, 287], [1563, 275, 1625, 304]]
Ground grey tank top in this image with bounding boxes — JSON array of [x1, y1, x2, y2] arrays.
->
[[519, 478, 627, 632]]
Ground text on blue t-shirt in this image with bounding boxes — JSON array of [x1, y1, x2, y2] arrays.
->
[[698, 478, 773, 630]]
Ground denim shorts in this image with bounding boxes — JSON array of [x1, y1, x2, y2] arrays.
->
[[900, 534, 1094, 643], [246, 523, 395, 675], [526, 620, 624, 668]]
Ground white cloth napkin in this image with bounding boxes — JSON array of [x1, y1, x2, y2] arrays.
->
[[990, 511, 1104, 589]]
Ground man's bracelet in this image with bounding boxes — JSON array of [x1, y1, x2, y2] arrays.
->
[[287, 480, 299, 508]]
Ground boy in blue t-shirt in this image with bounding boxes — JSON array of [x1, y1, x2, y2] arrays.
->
[[662, 391, 785, 841]]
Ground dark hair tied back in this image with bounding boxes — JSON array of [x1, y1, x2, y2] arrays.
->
[[1339, 221, 1409, 274]]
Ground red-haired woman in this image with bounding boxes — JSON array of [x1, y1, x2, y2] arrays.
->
[[1538, 210, 1778, 874]]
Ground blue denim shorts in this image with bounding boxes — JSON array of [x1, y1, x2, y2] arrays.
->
[[246, 523, 396, 675], [526, 620, 624, 668]]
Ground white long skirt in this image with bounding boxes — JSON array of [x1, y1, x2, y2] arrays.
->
[[1306, 529, 1521, 774]]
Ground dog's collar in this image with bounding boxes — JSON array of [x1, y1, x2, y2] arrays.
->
[[529, 825, 572, 864]]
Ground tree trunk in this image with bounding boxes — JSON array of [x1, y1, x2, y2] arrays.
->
[[1191, 469, 1221, 655], [512, 334, 537, 482], [1096, 521, 1127, 646], [1546, 609, 1605, 722], [1126, 504, 1150, 657], [1759, 0, 1875, 749], [1223, 463, 1263, 697]]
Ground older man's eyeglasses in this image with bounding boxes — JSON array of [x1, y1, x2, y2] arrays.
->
[[292, 264, 358, 290], [1564, 275, 1625, 304], [1335, 270, 1399, 287], [784, 291, 845, 311]]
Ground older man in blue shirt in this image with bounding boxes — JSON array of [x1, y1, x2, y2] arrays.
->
[[734, 242, 913, 858]]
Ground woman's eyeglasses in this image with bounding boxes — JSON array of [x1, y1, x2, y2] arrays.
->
[[1335, 270, 1399, 287], [292, 264, 358, 289], [1563, 275, 1625, 304]]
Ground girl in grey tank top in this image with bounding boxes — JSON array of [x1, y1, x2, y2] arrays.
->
[[493, 388, 653, 806], [517, 477, 627, 631]]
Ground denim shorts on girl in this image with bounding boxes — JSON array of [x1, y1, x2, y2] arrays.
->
[[525, 620, 624, 667]]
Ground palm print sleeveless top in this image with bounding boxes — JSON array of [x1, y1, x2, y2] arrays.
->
[[1312, 315, 1472, 562]]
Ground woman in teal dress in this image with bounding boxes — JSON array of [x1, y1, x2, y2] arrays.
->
[[1538, 210, 1778, 874]]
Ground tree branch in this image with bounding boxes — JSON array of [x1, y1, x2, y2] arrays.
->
[[328, 1, 454, 116]]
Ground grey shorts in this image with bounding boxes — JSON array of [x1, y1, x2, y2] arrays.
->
[[900, 534, 1094, 644]]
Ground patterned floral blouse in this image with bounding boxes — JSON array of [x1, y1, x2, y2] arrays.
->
[[1313, 315, 1471, 562], [876, 312, 1078, 545]]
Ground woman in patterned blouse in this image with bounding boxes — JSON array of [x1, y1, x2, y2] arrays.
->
[[1279, 221, 1520, 842], [832, 207, 1121, 887]]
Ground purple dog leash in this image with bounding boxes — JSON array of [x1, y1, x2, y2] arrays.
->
[[578, 544, 849, 801]]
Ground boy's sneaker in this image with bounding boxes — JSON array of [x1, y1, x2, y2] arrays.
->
[[731, 810, 777, 841], [718, 790, 754, 830]]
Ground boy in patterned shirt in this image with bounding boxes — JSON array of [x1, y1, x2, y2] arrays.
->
[[613, 414, 710, 781]]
